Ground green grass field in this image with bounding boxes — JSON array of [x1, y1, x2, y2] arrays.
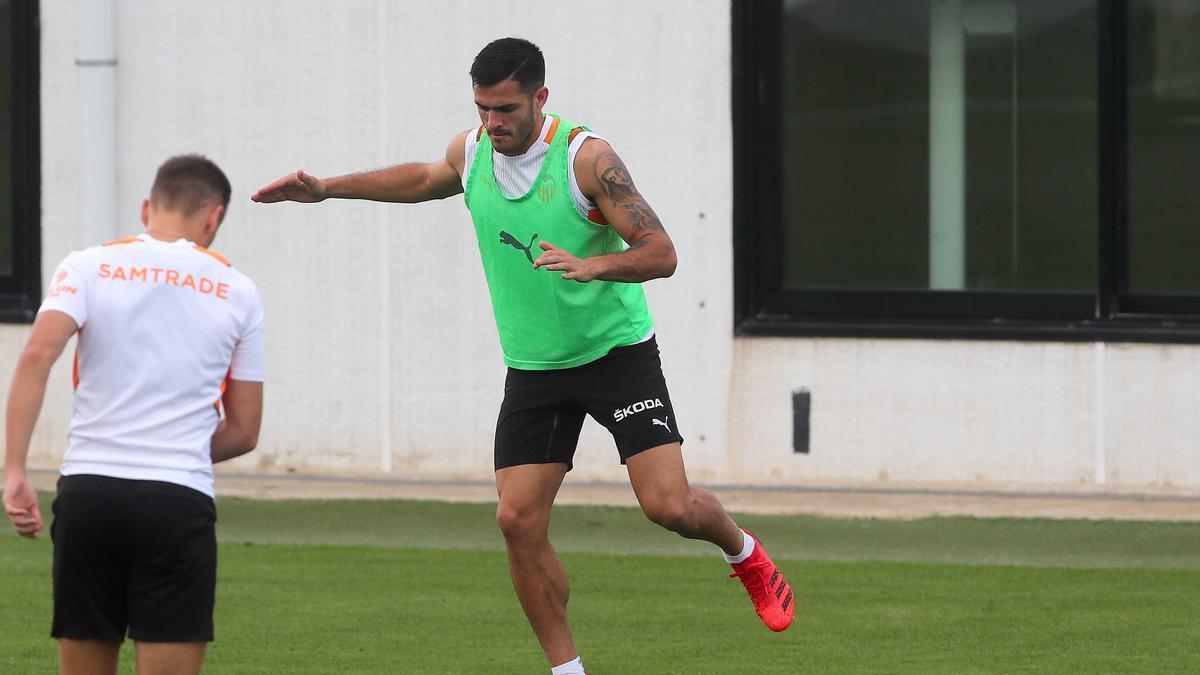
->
[[1, 495, 1198, 673]]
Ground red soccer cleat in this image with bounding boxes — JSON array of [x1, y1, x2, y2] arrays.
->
[[729, 532, 795, 632]]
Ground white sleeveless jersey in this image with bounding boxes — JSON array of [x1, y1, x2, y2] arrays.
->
[[38, 233, 266, 498]]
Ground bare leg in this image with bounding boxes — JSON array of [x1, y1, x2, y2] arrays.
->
[[626, 443, 744, 555], [58, 638, 120, 675], [134, 642, 206, 675], [495, 463, 576, 668]]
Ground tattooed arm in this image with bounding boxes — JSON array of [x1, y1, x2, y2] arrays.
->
[[532, 138, 677, 283]]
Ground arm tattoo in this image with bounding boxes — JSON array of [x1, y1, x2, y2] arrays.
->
[[595, 151, 666, 234]]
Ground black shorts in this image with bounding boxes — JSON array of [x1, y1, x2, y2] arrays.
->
[[495, 336, 685, 471], [50, 475, 217, 643]]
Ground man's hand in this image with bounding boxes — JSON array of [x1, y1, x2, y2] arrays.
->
[[3, 472, 42, 538], [533, 242, 603, 282], [5, 310, 74, 541], [250, 170, 327, 204]]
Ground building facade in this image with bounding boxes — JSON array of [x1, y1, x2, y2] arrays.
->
[[3, 0, 1198, 489]]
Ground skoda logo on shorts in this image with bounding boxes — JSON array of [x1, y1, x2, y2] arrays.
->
[[613, 398, 664, 422]]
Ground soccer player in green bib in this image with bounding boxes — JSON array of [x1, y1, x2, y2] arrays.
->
[[252, 37, 793, 675]]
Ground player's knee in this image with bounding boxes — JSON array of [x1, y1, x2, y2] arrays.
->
[[644, 499, 694, 534], [495, 503, 547, 542]]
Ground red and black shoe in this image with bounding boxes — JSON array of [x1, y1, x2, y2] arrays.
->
[[729, 531, 795, 632]]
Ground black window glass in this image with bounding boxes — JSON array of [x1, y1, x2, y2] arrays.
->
[[1126, 0, 1200, 294], [0, 0, 13, 276], [780, 0, 1098, 292]]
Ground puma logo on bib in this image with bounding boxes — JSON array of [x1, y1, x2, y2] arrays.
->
[[499, 230, 539, 265]]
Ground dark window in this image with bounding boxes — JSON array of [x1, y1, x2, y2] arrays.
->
[[735, 0, 1200, 342], [0, 0, 40, 322], [1124, 0, 1200, 300]]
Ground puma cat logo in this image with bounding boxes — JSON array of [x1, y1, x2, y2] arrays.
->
[[499, 230, 539, 265]]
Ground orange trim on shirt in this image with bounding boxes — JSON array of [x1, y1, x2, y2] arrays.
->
[[72, 347, 80, 390], [544, 116, 562, 144], [193, 245, 232, 267], [476, 125, 485, 141], [214, 368, 231, 413], [568, 127, 585, 144], [102, 236, 140, 247], [587, 208, 609, 225]]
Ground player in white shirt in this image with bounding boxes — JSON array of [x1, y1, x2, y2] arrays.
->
[[4, 155, 264, 675]]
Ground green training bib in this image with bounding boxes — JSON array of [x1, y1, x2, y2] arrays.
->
[[464, 114, 654, 370]]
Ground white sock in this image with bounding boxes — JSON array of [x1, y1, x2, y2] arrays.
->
[[723, 529, 755, 564], [551, 656, 586, 675]]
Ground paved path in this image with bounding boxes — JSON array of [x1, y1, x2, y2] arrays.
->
[[20, 469, 1200, 521]]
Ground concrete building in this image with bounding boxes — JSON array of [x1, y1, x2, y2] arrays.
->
[[3, 1, 1198, 491]]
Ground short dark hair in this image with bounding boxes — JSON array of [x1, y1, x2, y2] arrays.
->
[[149, 154, 231, 215], [470, 37, 545, 93]]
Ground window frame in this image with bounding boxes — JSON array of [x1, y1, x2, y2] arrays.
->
[[733, 0, 1200, 344], [0, 0, 41, 323]]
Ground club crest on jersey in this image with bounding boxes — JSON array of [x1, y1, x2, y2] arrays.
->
[[613, 398, 664, 422], [537, 178, 556, 203]]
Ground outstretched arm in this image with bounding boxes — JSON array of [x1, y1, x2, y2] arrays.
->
[[4, 311, 77, 538], [533, 138, 677, 283], [251, 130, 469, 205]]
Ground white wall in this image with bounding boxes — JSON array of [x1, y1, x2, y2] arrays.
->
[[729, 339, 1200, 488], [8, 0, 1197, 491]]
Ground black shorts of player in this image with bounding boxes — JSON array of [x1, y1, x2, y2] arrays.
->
[[50, 474, 217, 643], [495, 335, 685, 471]]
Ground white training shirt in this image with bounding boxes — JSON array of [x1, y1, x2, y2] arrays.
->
[[39, 233, 266, 498]]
